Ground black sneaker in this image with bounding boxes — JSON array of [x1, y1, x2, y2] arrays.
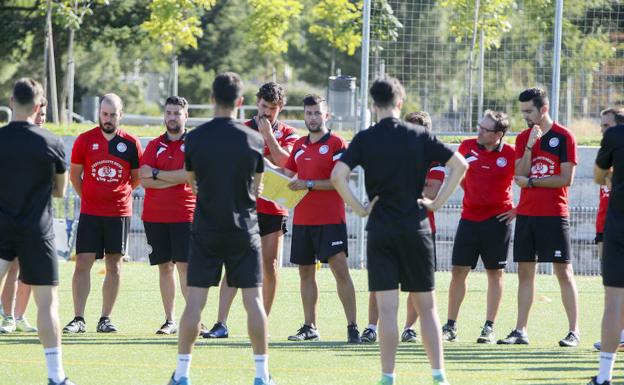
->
[[288, 324, 320, 341], [559, 331, 580, 347], [442, 323, 457, 342], [401, 328, 418, 343], [62, 318, 86, 334], [587, 376, 611, 385], [203, 322, 229, 339], [476, 325, 495, 344], [361, 327, 377, 343], [497, 329, 529, 345], [347, 324, 361, 343], [96, 317, 118, 333], [156, 320, 177, 335]]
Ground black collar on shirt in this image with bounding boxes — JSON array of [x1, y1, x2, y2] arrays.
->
[[162, 130, 187, 143], [305, 130, 331, 145], [477, 139, 504, 153]]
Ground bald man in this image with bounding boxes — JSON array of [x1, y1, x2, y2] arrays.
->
[[63, 94, 143, 334]]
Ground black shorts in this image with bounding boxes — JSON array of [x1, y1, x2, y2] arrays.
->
[[0, 235, 58, 286], [513, 215, 571, 263], [452, 217, 511, 270], [290, 224, 348, 265], [367, 229, 435, 293], [187, 230, 262, 289], [144, 222, 191, 265], [602, 210, 624, 287], [75, 214, 130, 259], [595, 233, 604, 244], [258, 213, 288, 237]]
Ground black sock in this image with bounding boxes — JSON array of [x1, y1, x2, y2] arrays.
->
[[446, 319, 456, 328], [74, 316, 85, 322], [485, 320, 494, 328], [99, 316, 109, 323]]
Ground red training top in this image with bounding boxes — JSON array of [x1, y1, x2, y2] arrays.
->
[[426, 163, 446, 233], [596, 185, 610, 234]]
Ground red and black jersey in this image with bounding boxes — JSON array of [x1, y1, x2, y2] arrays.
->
[[515, 122, 577, 217], [71, 127, 142, 217], [284, 131, 347, 225], [458, 139, 515, 221], [426, 163, 445, 233], [141, 133, 196, 223], [245, 119, 298, 216], [596, 185, 610, 233]]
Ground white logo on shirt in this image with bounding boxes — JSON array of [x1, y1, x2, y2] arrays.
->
[[92, 143, 99, 150], [91, 160, 124, 183], [331, 240, 344, 246], [319, 145, 329, 154], [530, 156, 556, 177], [554, 250, 562, 258], [496, 157, 508, 168], [549, 137, 559, 148], [156, 147, 166, 158], [274, 131, 283, 139], [180, 144, 185, 152], [116, 142, 127, 153]]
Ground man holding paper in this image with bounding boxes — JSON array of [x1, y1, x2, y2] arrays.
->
[[282, 94, 360, 344]]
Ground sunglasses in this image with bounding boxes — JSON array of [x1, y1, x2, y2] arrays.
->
[[477, 124, 499, 133]]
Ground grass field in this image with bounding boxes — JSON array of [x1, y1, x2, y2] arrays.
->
[[0, 263, 617, 385]]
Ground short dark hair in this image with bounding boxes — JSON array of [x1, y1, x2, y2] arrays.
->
[[484, 110, 510, 134], [12, 78, 43, 107], [370, 76, 405, 109], [256, 82, 286, 106], [40, 96, 48, 108], [302, 94, 326, 109], [404, 111, 432, 131], [212, 72, 243, 108], [165, 95, 188, 110], [518, 87, 549, 109], [601, 106, 624, 125]]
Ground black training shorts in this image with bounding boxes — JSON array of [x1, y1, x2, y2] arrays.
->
[[75, 214, 130, 258], [513, 215, 571, 263], [0, 234, 58, 286], [452, 217, 511, 270], [290, 223, 348, 265], [144, 221, 191, 265], [258, 213, 288, 237], [602, 210, 624, 288]]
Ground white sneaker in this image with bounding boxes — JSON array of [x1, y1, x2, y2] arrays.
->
[[594, 339, 624, 351], [0, 316, 16, 333], [15, 317, 37, 332]]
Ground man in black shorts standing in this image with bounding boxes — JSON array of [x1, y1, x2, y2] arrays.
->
[[498, 87, 580, 347], [588, 108, 624, 385], [332, 76, 467, 385], [0, 78, 75, 384], [64, 93, 143, 334], [167, 72, 275, 385]]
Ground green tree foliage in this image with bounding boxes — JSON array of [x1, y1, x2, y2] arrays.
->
[[245, 0, 303, 57], [309, 0, 362, 56]]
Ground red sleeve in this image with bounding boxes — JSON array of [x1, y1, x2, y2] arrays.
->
[[70, 134, 86, 165], [140, 139, 157, 167], [515, 131, 528, 160], [284, 146, 298, 173], [281, 126, 299, 151], [457, 140, 467, 158], [427, 165, 445, 181]]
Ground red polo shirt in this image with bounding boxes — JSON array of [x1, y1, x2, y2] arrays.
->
[[515, 122, 577, 217], [284, 131, 347, 225], [245, 119, 298, 216], [596, 185, 610, 233], [71, 127, 142, 217], [140, 132, 196, 223], [458, 138, 515, 221]]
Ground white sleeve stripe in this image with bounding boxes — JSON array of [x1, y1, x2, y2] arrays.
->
[[333, 153, 343, 161], [429, 166, 446, 173]]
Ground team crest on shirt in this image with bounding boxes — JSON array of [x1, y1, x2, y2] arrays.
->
[[116, 142, 127, 153], [91, 143, 99, 150], [146, 244, 153, 255], [91, 160, 124, 183], [319, 145, 329, 154], [549, 137, 559, 148], [496, 157, 508, 168], [530, 156, 555, 177], [180, 144, 185, 152], [274, 131, 283, 139]]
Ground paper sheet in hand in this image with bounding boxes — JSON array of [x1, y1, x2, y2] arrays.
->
[[260, 168, 307, 210]]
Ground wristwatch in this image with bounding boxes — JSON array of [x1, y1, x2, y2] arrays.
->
[[152, 168, 160, 180], [527, 177, 534, 188], [306, 180, 315, 190]]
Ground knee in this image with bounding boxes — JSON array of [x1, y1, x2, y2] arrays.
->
[[74, 258, 93, 274], [299, 266, 316, 281], [159, 263, 175, 276]]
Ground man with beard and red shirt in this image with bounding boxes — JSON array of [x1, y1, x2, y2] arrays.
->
[[441, 110, 516, 344], [204, 82, 298, 339], [139, 96, 196, 335], [497, 87, 580, 347], [63, 93, 142, 334]]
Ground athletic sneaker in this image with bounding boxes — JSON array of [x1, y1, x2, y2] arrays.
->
[[203, 322, 228, 339], [401, 328, 418, 343], [593, 340, 624, 351], [62, 318, 86, 334], [0, 315, 16, 333], [96, 318, 118, 333], [433, 374, 451, 385], [361, 328, 377, 343], [288, 324, 320, 341], [375, 375, 394, 385], [348, 324, 361, 343], [441, 323, 457, 342], [167, 372, 190, 385], [497, 329, 529, 345], [199, 323, 209, 337], [559, 331, 580, 347], [476, 325, 495, 344], [253, 377, 276, 385], [48, 378, 77, 385], [16, 317, 37, 332], [156, 321, 177, 335], [587, 376, 611, 385]]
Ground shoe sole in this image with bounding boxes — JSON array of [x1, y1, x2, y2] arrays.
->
[[62, 329, 85, 334], [156, 330, 177, 335], [288, 336, 320, 341], [559, 341, 578, 347], [477, 337, 495, 344], [497, 340, 529, 345], [203, 334, 228, 338]]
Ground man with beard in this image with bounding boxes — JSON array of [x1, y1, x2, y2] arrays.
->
[[281, 94, 360, 343], [63, 93, 142, 334], [139, 96, 196, 335], [498, 87, 579, 347], [204, 82, 298, 339]]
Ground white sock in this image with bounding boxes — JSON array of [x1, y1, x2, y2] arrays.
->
[[432, 368, 446, 378], [620, 329, 624, 342], [254, 354, 269, 380], [382, 372, 395, 380], [367, 324, 377, 332], [175, 354, 192, 381], [597, 352, 616, 383], [44, 347, 66, 383]]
